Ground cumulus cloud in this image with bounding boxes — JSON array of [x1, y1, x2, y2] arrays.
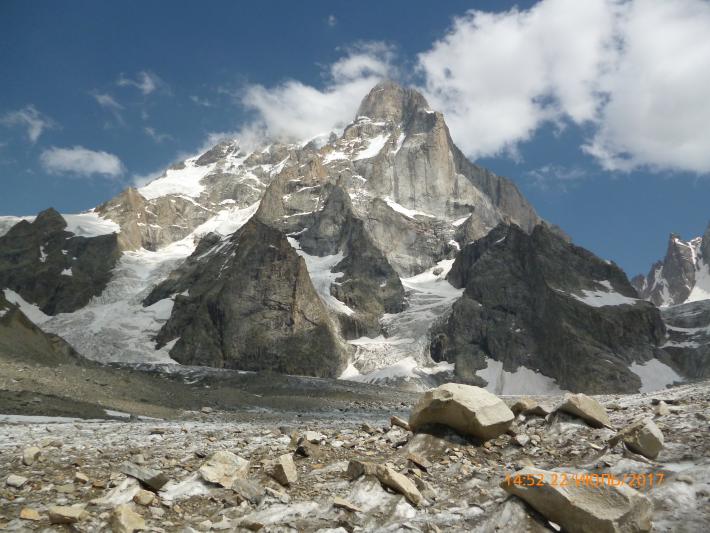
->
[[235, 42, 395, 146], [1, 105, 57, 143], [117, 70, 166, 95], [417, 0, 618, 159], [40, 146, 124, 178], [416, 0, 710, 173], [583, 0, 710, 173]]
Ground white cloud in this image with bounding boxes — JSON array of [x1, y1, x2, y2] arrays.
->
[[417, 0, 618, 159], [524, 164, 588, 191], [1, 105, 57, 143], [92, 92, 124, 124], [236, 42, 395, 146], [327, 14, 337, 27], [583, 0, 710, 173], [416, 0, 710, 174], [117, 70, 165, 95], [144, 126, 172, 143], [40, 146, 123, 178], [190, 95, 213, 107]]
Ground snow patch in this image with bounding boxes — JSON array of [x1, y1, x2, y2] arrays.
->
[[353, 133, 389, 160], [0, 212, 120, 238], [2, 289, 51, 324], [138, 158, 215, 200], [687, 260, 710, 303], [476, 358, 566, 395], [286, 237, 355, 316], [630, 359, 683, 392], [384, 198, 436, 220], [61, 268, 73, 276]]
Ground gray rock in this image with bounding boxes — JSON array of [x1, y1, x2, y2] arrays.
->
[[6, 474, 28, 488], [22, 446, 41, 466], [198, 450, 249, 488], [615, 418, 664, 459], [111, 504, 145, 533], [271, 453, 298, 486], [409, 383, 514, 440], [48, 505, 89, 524], [502, 466, 652, 533], [558, 393, 611, 428], [120, 462, 169, 492]]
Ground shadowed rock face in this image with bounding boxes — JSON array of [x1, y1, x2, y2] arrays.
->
[[431, 223, 668, 393], [145, 218, 349, 377], [0, 208, 120, 314], [661, 299, 710, 378], [298, 185, 405, 338]]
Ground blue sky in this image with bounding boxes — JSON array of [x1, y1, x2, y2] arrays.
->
[[1, 0, 709, 277]]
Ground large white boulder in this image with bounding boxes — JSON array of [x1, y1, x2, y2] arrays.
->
[[409, 383, 514, 440]]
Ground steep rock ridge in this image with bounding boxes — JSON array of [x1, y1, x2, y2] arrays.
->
[[0, 291, 81, 366], [0, 208, 120, 315], [632, 223, 710, 307], [145, 219, 349, 377], [431, 223, 671, 393]]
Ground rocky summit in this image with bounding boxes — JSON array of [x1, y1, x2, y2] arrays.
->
[[1, 80, 710, 531]]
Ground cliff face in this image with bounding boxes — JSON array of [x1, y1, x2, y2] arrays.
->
[[432, 224, 669, 393], [145, 219, 349, 377], [0, 208, 120, 315]]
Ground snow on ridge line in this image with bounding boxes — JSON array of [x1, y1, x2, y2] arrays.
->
[[0, 212, 120, 238], [138, 159, 216, 201]]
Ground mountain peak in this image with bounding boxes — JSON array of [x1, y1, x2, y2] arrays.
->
[[356, 80, 430, 123]]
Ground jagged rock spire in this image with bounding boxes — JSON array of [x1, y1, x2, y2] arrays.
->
[[356, 80, 430, 123]]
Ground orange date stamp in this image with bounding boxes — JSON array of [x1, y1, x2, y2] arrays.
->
[[504, 471, 665, 490]]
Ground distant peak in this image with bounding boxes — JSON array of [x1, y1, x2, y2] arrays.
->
[[34, 207, 67, 232], [356, 80, 430, 123]]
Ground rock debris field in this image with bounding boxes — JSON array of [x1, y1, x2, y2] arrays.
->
[[1, 381, 709, 532]]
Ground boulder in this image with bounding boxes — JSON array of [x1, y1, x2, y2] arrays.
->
[[557, 393, 611, 428], [409, 383, 514, 440], [111, 504, 145, 533], [271, 454, 298, 486], [22, 446, 41, 466], [614, 418, 664, 459], [503, 466, 652, 533], [48, 505, 89, 524], [198, 451, 249, 488]]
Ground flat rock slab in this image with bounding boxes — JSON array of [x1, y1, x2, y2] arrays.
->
[[558, 393, 611, 428], [502, 466, 652, 533], [409, 383, 514, 440], [120, 462, 169, 492], [48, 505, 89, 524]]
